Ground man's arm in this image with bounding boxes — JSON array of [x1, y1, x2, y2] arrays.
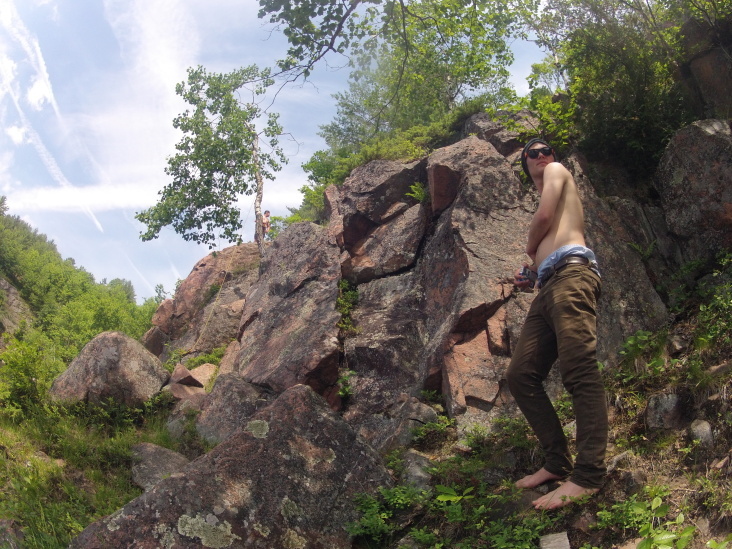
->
[[525, 163, 567, 260]]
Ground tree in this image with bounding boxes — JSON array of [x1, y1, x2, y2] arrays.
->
[[135, 65, 287, 256], [262, 0, 530, 147], [521, 0, 698, 176]]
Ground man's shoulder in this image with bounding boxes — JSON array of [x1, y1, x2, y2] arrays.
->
[[544, 162, 571, 176]]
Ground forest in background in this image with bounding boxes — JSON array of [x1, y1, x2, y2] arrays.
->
[[0, 0, 731, 546]]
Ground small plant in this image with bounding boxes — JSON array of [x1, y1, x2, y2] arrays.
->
[[615, 330, 671, 386], [337, 369, 357, 398], [336, 279, 360, 335], [384, 449, 406, 477], [186, 345, 227, 368], [162, 347, 186, 373], [406, 181, 430, 203], [412, 416, 455, 449], [594, 486, 695, 549], [420, 390, 442, 404], [203, 282, 221, 304], [628, 240, 657, 261], [347, 485, 428, 543]]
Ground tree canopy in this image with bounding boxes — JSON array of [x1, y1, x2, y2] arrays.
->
[[135, 65, 286, 249]]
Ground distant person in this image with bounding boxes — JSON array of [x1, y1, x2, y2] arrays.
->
[[507, 139, 606, 510], [262, 210, 271, 234]]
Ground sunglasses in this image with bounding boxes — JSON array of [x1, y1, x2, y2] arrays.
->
[[525, 146, 553, 159]]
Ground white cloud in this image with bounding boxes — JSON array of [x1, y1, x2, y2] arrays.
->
[[26, 74, 52, 110], [5, 124, 26, 144], [7, 180, 159, 212]]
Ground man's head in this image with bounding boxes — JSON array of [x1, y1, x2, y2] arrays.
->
[[264, 210, 270, 216], [521, 138, 556, 179]]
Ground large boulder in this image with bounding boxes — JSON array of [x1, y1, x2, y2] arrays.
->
[[131, 443, 190, 492], [653, 119, 732, 267], [231, 222, 343, 407], [195, 374, 273, 444], [49, 331, 169, 407], [679, 17, 732, 118], [142, 243, 261, 360], [70, 385, 392, 549], [337, 159, 426, 251], [341, 202, 428, 284]]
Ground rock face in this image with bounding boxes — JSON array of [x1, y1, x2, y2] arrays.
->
[[654, 119, 732, 267], [67, 113, 724, 547], [229, 222, 343, 406], [142, 243, 261, 361], [49, 331, 169, 407], [70, 385, 392, 549], [679, 17, 732, 118]]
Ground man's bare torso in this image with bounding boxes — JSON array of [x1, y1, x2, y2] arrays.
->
[[531, 163, 586, 268]]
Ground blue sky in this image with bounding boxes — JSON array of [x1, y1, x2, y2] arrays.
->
[[0, 0, 542, 302]]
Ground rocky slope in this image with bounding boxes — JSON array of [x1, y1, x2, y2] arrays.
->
[[51, 115, 732, 548]]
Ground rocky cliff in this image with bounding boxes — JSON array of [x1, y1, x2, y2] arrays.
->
[[62, 115, 732, 548]]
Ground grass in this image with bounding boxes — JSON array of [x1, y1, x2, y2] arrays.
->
[[0, 396, 177, 548]]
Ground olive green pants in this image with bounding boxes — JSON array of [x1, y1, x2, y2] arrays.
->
[[506, 264, 607, 489]]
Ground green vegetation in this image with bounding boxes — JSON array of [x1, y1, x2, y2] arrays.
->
[[337, 368, 357, 399], [274, 0, 724, 227], [135, 65, 287, 250], [0, 395, 177, 548], [0, 205, 173, 547], [336, 278, 360, 335]]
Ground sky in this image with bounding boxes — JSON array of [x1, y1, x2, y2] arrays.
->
[[0, 0, 542, 302]]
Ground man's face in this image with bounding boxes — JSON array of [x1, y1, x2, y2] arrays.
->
[[526, 143, 554, 178]]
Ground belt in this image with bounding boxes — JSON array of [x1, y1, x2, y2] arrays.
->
[[539, 256, 590, 287]]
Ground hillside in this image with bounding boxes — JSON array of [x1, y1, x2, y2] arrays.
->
[[0, 113, 728, 548]]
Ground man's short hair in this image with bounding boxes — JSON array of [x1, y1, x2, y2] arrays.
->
[[520, 138, 557, 178]]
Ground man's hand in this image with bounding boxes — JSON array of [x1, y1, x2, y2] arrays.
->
[[514, 265, 536, 290]]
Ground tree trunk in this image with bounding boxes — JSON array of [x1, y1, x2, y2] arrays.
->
[[252, 134, 267, 263]]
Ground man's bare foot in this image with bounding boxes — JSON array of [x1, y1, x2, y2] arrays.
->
[[515, 467, 565, 489], [532, 481, 598, 510]]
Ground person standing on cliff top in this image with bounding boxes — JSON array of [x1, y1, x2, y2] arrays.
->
[[506, 138, 607, 510]]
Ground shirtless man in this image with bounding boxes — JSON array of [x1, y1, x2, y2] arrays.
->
[[506, 139, 607, 510]]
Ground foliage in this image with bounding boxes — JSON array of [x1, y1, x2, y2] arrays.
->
[[336, 279, 360, 335], [348, 478, 557, 548], [412, 416, 455, 449], [520, 0, 699, 177], [592, 487, 695, 549], [0, 395, 175, 548], [694, 252, 732, 359], [406, 181, 429, 204], [258, 0, 535, 84], [316, 0, 524, 151], [0, 327, 65, 415], [135, 65, 286, 248], [615, 329, 671, 386], [185, 345, 227, 369], [337, 368, 357, 398]]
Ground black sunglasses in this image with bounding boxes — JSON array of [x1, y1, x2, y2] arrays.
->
[[525, 146, 553, 159]]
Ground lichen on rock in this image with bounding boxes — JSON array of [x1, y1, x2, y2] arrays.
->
[[177, 513, 241, 548], [246, 419, 269, 438]]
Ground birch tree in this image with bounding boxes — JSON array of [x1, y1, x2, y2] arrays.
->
[[136, 65, 286, 257]]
